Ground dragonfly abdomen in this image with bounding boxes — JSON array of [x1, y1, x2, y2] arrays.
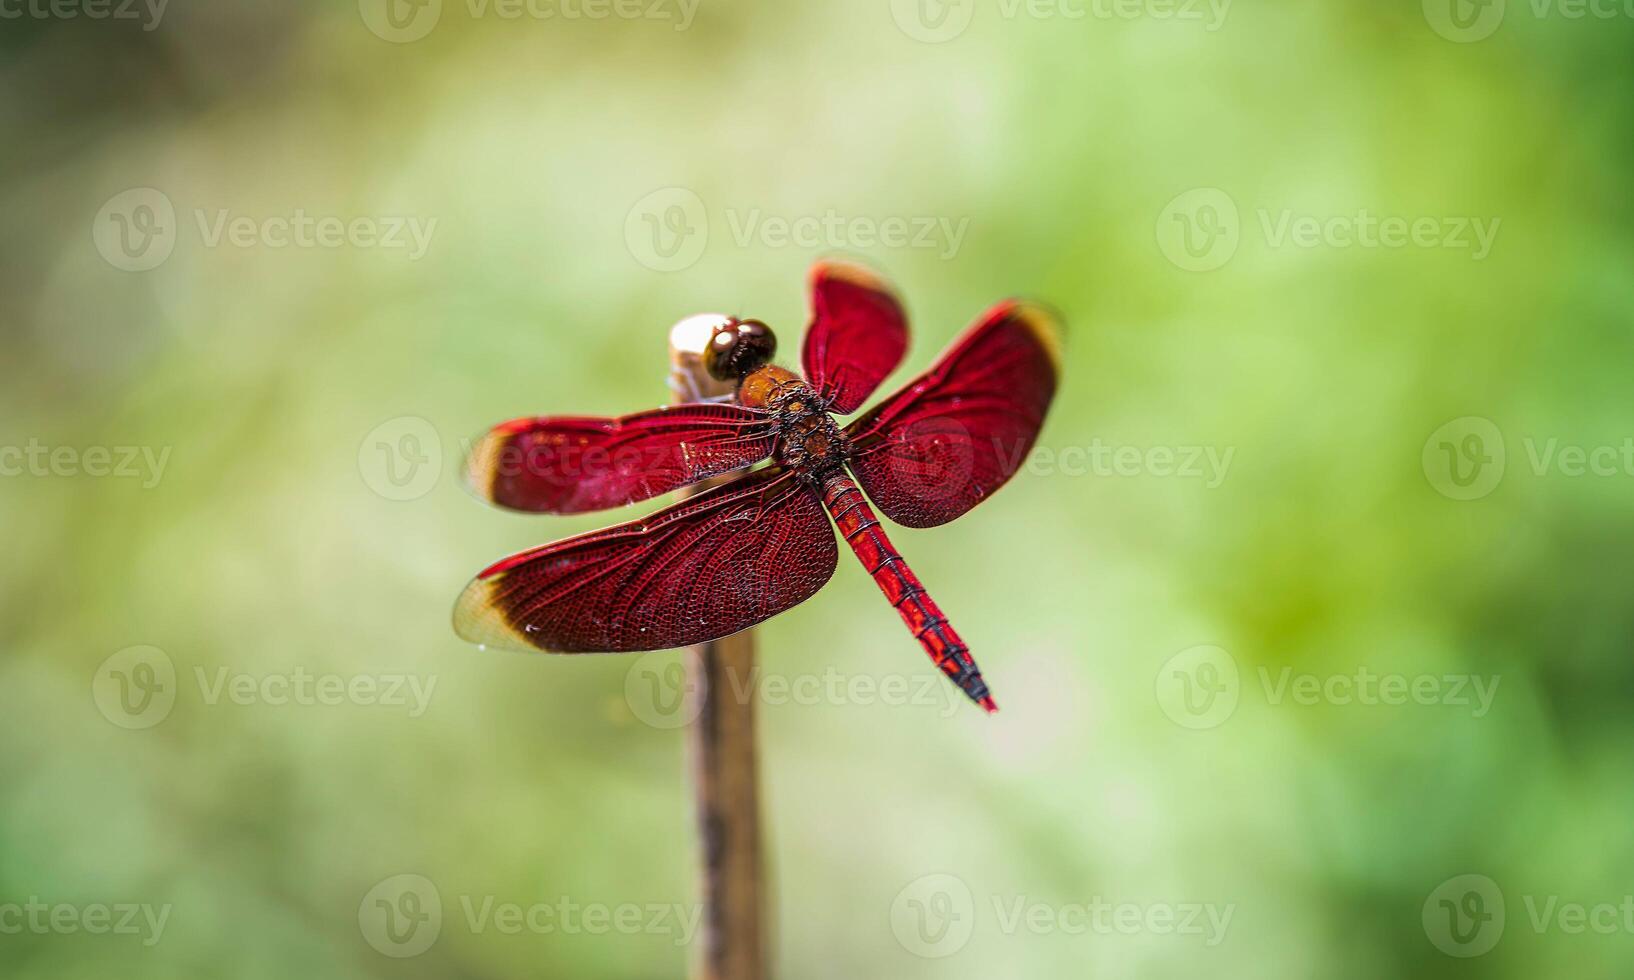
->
[[820, 471, 997, 712]]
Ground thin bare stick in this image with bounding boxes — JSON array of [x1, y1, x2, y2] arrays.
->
[[669, 315, 767, 980]]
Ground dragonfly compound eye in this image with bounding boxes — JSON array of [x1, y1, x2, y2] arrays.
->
[[704, 319, 777, 382]]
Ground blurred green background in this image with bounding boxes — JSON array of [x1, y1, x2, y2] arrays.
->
[[4, 0, 1634, 976]]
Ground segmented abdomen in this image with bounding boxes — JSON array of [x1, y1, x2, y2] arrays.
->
[[820, 471, 997, 712]]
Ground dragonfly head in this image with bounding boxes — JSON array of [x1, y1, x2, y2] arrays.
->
[[704, 318, 777, 382]]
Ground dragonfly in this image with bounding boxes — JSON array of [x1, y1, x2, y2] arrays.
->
[[453, 260, 1061, 713]]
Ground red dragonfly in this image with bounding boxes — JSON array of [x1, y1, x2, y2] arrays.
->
[[453, 261, 1060, 713]]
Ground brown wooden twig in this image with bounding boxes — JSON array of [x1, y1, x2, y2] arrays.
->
[[669, 315, 767, 980]]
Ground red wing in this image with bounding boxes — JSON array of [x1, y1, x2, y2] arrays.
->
[[453, 467, 837, 653], [800, 260, 909, 415], [466, 404, 778, 514], [843, 301, 1062, 528]]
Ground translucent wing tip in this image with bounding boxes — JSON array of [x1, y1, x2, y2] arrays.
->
[[463, 425, 507, 501], [810, 257, 899, 301], [451, 573, 537, 654], [1000, 300, 1066, 377]]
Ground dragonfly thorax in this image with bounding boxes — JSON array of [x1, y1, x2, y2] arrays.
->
[[775, 408, 848, 472], [737, 365, 849, 472], [735, 363, 804, 410]]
